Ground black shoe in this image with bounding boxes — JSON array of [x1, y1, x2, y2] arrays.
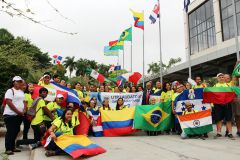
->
[[227, 134, 235, 140], [236, 131, 240, 137], [5, 150, 14, 155], [12, 148, 21, 152], [225, 131, 229, 137], [203, 133, 208, 138], [214, 133, 222, 139]]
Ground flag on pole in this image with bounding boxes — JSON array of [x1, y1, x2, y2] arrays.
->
[[119, 27, 132, 41], [104, 46, 119, 56], [184, 0, 191, 12], [53, 55, 63, 65], [232, 63, 240, 77], [149, 4, 160, 24], [86, 68, 107, 83], [130, 9, 144, 30], [108, 65, 115, 72], [109, 40, 124, 50]]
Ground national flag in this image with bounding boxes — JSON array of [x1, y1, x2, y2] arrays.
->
[[109, 40, 124, 50], [87, 108, 103, 137], [32, 84, 68, 107], [232, 63, 240, 77], [50, 82, 83, 109], [54, 135, 106, 159], [86, 68, 106, 83], [119, 27, 132, 41], [203, 87, 236, 104], [178, 109, 213, 135], [174, 88, 211, 115], [134, 101, 173, 131], [130, 9, 144, 30], [108, 65, 115, 72], [184, 0, 191, 12], [53, 54, 63, 65], [101, 108, 137, 136], [114, 65, 121, 71], [149, 4, 160, 24], [116, 72, 142, 85], [75, 112, 91, 135], [104, 46, 119, 56]]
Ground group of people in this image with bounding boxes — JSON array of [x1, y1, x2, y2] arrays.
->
[[2, 72, 240, 157]]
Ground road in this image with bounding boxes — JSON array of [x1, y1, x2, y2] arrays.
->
[[0, 127, 240, 160]]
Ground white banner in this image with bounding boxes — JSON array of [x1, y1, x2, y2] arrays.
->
[[90, 92, 143, 109]]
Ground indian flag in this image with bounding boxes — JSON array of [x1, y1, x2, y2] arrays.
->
[[178, 109, 213, 135], [86, 68, 106, 83]]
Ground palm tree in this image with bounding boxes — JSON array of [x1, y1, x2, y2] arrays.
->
[[75, 58, 88, 77], [63, 56, 76, 78]]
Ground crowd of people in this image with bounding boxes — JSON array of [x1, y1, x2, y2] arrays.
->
[[1, 72, 240, 157]]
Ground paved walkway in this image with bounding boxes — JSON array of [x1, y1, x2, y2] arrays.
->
[[0, 126, 240, 160]]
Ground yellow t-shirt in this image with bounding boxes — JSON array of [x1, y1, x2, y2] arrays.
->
[[172, 92, 180, 102], [74, 89, 84, 100], [24, 93, 33, 109], [72, 110, 80, 127], [31, 99, 45, 125], [44, 102, 61, 121], [214, 83, 229, 87], [183, 110, 198, 115], [160, 90, 174, 102], [193, 84, 205, 89], [52, 118, 74, 135], [38, 81, 53, 88]]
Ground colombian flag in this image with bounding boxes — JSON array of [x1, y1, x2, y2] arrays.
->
[[101, 108, 137, 136], [54, 135, 106, 159], [130, 9, 144, 30]]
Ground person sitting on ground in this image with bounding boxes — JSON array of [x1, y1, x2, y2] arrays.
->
[[45, 108, 76, 157], [116, 98, 128, 110]]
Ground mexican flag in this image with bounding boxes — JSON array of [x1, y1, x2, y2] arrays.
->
[[86, 68, 106, 83], [178, 109, 213, 135], [203, 87, 236, 104], [134, 101, 173, 131]]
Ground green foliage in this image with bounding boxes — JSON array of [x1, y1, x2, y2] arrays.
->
[[51, 64, 67, 80], [108, 70, 128, 78], [0, 28, 14, 45], [147, 57, 182, 75]]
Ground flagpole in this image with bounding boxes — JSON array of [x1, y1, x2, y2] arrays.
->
[[158, 0, 163, 85], [143, 10, 145, 88], [186, 13, 192, 78], [123, 45, 125, 70], [131, 25, 133, 73]]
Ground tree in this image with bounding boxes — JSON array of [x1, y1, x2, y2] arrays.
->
[[0, 28, 14, 45], [147, 57, 182, 75], [63, 56, 76, 78], [97, 63, 110, 77]]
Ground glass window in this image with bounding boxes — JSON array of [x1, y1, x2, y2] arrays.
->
[[189, 0, 216, 55], [220, 0, 240, 40]]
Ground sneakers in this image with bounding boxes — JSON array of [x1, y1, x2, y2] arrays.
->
[[225, 131, 229, 137], [214, 133, 222, 139], [29, 143, 38, 150], [236, 131, 240, 137], [12, 148, 21, 152], [5, 150, 14, 155]]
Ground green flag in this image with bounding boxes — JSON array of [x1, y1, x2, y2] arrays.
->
[[110, 41, 124, 51], [119, 27, 132, 41], [232, 63, 240, 77], [134, 101, 173, 131]]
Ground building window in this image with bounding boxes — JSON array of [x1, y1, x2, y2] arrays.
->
[[189, 0, 216, 55], [220, 0, 240, 41]]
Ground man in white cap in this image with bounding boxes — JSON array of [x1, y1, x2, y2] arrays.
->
[[38, 72, 52, 88], [43, 94, 64, 128], [214, 73, 234, 139]]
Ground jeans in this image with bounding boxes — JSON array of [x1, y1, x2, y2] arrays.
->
[[23, 118, 31, 139], [4, 115, 23, 151]]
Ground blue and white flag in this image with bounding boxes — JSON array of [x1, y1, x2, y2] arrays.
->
[[184, 0, 190, 12], [174, 88, 211, 115], [149, 4, 160, 24], [87, 108, 103, 137], [50, 82, 83, 110]]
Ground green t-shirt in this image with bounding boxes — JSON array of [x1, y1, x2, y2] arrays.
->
[[31, 99, 45, 125]]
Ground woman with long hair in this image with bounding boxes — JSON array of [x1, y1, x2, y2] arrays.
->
[[116, 98, 128, 110], [160, 82, 174, 103], [100, 99, 112, 111]]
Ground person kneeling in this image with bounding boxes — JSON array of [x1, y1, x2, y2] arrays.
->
[[45, 108, 76, 157]]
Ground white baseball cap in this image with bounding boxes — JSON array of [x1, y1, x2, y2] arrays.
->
[[217, 73, 224, 77], [12, 76, 23, 82], [56, 94, 64, 99]]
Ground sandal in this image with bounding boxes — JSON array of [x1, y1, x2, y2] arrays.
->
[[45, 150, 56, 157]]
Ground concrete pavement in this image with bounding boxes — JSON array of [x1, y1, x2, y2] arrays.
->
[[0, 127, 240, 160]]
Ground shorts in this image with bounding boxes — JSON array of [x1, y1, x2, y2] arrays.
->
[[214, 104, 232, 122]]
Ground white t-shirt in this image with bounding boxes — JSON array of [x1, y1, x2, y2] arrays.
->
[[3, 88, 25, 116]]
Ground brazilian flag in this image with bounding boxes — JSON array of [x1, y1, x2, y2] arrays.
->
[[134, 101, 174, 131], [232, 63, 240, 77], [119, 27, 132, 41]]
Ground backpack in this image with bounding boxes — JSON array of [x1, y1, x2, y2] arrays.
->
[[1, 89, 14, 114], [25, 97, 42, 122]]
